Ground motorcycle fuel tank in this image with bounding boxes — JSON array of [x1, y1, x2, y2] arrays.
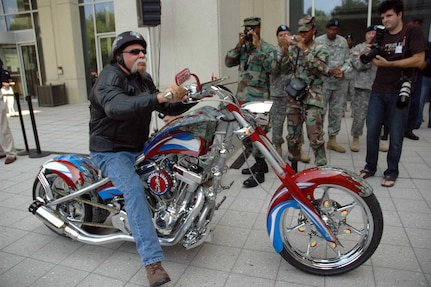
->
[[144, 106, 220, 158]]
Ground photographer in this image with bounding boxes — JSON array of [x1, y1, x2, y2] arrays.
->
[[225, 16, 276, 188], [359, 0, 426, 188], [271, 16, 329, 166]]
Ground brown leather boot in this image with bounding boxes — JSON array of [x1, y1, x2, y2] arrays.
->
[[379, 141, 388, 152], [300, 150, 310, 163], [327, 135, 346, 153], [350, 136, 360, 152], [146, 262, 171, 287]]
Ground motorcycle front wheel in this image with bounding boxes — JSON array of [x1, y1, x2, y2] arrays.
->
[[279, 184, 383, 275]]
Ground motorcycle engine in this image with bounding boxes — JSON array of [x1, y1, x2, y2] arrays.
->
[[137, 154, 210, 235], [146, 169, 172, 197]]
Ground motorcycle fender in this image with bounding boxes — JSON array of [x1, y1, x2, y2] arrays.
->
[[267, 166, 374, 253], [39, 154, 100, 190]]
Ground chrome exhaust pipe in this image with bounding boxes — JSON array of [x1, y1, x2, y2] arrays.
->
[[30, 202, 67, 235], [29, 186, 204, 246], [158, 186, 205, 246], [29, 202, 134, 244]]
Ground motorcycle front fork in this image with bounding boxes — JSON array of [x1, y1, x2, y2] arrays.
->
[[241, 127, 338, 243]]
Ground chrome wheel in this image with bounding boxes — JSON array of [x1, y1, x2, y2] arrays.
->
[[279, 184, 383, 275]]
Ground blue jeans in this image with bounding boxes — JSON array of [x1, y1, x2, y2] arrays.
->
[[90, 151, 164, 266], [365, 91, 409, 179], [416, 75, 431, 127]]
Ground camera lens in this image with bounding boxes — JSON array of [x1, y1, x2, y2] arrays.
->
[[397, 81, 412, 108], [244, 28, 253, 42]]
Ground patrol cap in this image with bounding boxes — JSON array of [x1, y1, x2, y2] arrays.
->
[[298, 16, 315, 32], [243, 16, 261, 26], [276, 25, 290, 35], [326, 18, 340, 28]]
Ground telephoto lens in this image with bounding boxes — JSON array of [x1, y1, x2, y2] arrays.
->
[[397, 80, 412, 108]]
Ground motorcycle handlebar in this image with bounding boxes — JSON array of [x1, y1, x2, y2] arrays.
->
[[164, 75, 230, 102]]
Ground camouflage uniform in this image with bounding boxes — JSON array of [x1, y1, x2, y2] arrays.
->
[[225, 37, 276, 159], [267, 45, 292, 146], [284, 43, 329, 166], [315, 34, 351, 136], [344, 46, 356, 111], [350, 41, 377, 136], [225, 40, 275, 103]]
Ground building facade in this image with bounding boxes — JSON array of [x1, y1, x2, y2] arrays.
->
[[0, 0, 430, 105]]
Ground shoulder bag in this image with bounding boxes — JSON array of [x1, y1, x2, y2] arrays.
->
[[284, 48, 307, 101]]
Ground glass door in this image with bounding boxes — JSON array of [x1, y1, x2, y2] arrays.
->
[[97, 34, 115, 72], [19, 44, 40, 99]]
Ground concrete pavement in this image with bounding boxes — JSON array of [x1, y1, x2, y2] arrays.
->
[[1, 99, 430, 287]]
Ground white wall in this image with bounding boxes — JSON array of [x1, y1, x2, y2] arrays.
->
[[113, 0, 289, 92], [159, 0, 221, 88], [115, 0, 220, 90]]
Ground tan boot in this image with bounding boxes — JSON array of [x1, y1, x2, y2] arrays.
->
[[350, 136, 360, 152], [146, 262, 171, 287], [327, 135, 346, 153], [379, 141, 388, 152], [275, 145, 283, 157], [300, 150, 310, 163]]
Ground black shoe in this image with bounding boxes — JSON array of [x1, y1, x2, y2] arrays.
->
[[241, 160, 268, 175], [243, 172, 265, 188], [380, 134, 388, 141], [404, 131, 419, 140], [414, 124, 420, 129]]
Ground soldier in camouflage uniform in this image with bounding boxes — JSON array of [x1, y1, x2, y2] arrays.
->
[[344, 34, 355, 114], [350, 26, 377, 152], [225, 16, 276, 187], [278, 16, 328, 166], [315, 18, 352, 153], [267, 24, 310, 163]]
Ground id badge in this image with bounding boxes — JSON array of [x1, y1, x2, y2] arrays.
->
[[395, 45, 403, 54]]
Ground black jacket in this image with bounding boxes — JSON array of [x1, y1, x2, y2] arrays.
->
[[89, 64, 192, 152]]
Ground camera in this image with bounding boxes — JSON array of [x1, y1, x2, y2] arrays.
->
[[396, 76, 412, 108], [243, 27, 253, 42], [360, 25, 386, 64]]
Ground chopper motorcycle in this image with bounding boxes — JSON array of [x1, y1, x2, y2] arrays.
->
[[29, 68, 383, 275]]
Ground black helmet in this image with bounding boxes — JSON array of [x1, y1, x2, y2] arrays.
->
[[111, 31, 147, 60]]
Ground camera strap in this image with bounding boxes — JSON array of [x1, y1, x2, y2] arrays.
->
[[293, 47, 300, 75], [400, 25, 411, 80]]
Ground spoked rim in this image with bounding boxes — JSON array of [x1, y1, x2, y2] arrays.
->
[[33, 173, 88, 224], [281, 184, 375, 270]]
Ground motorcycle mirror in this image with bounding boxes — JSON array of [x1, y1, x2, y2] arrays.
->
[[175, 68, 201, 92], [175, 68, 191, 86]]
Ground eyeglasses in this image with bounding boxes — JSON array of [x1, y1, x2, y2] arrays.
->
[[122, 49, 147, 55]]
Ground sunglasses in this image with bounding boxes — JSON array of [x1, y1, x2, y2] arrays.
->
[[123, 49, 147, 55]]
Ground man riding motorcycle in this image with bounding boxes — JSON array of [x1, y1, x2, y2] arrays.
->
[[89, 31, 192, 287]]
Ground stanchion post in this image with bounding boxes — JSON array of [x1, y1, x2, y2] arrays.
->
[[14, 92, 30, 155], [25, 95, 50, 158]]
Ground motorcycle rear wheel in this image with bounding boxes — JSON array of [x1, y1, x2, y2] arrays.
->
[[32, 172, 93, 232], [279, 184, 383, 275]]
